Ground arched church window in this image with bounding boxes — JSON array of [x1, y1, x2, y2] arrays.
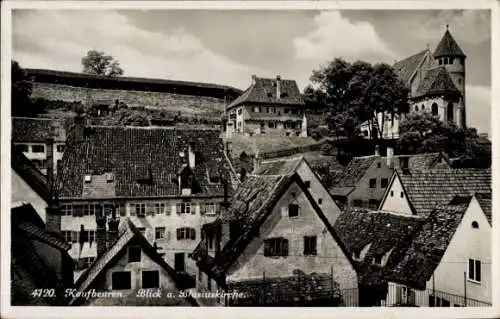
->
[[414, 105, 418, 112], [432, 103, 438, 116], [439, 58, 443, 66], [449, 57, 454, 64], [447, 102, 454, 122], [421, 104, 425, 111]]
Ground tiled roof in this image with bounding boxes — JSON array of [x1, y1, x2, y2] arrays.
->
[[253, 156, 303, 176], [226, 76, 305, 109], [246, 115, 303, 122], [393, 153, 449, 170], [18, 222, 71, 251], [475, 192, 492, 225], [414, 67, 460, 98], [330, 155, 378, 188], [398, 168, 491, 216], [11, 146, 51, 203], [334, 209, 424, 286], [71, 218, 196, 306], [12, 117, 67, 142], [433, 30, 466, 58], [393, 50, 427, 85], [58, 125, 233, 199], [388, 202, 469, 288]]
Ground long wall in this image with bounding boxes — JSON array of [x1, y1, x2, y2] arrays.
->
[[32, 82, 226, 116]]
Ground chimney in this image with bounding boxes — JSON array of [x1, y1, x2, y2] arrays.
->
[[400, 157, 410, 174], [374, 145, 381, 157], [188, 142, 196, 168], [386, 146, 394, 168], [45, 138, 61, 234], [276, 75, 281, 100], [74, 114, 85, 142], [107, 206, 120, 247], [251, 74, 257, 85], [222, 179, 230, 209], [96, 205, 107, 258], [253, 152, 260, 172]]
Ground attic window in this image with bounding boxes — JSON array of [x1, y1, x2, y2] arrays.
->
[[471, 221, 479, 229], [373, 255, 383, 265], [84, 175, 92, 183], [353, 251, 361, 260]]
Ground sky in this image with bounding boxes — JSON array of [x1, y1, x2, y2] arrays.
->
[[12, 9, 491, 134]]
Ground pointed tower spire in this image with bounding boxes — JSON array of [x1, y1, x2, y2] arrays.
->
[[433, 26, 466, 58]]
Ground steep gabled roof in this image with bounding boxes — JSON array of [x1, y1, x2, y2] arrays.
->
[[58, 125, 233, 199], [413, 67, 461, 98], [253, 156, 303, 176], [393, 153, 451, 170], [388, 200, 470, 289], [70, 218, 197, 306], [397, 168, 491, 216], [11, 145, 51, 203], [475, 192, 492, 225], [393, 50, 428, 85], [433, 30, 466, 58], [226, 76, 305, 109], [12, 117, 67, 143], [330, 155, 378, 189]]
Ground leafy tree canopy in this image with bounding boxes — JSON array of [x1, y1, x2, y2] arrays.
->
[[11, 60, 46, 117], [81, 50, 124, 77], [304, 58, 409, 140]]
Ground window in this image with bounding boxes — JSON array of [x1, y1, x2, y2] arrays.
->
[[429, 296, 450, 307], [128, 246, 141, 262], [352, 199, 363, 207], [304, 236, 317, 256], [447, 102, 454, 122], [304, 181, 311, 188], [253, 106, 261, 113], [368, 199, 379, 210], [373, 255, 382, 265], [84, 175, 92, 183], [284, 108, 289, 114], [207, 277, 212, 291], [62, 231, 72, 243], [83, 257, 95, 268], [398, 286, 416, 305], [460, 57, 465, 65], [237, 108, 242, 115], [377, 162, 381, 168], [204, 203, 217, 216], [439, 58, 443, 65], [155, 203, 166, 215], [175, 253, 185, 271], [400, 192, 404, 198], [32, 145, 45, 153], [471, 221, 479, 229], [56, 145, 65, 152], [61, 204, 73, 216], [155, 227, 166, 239], [432, 103, 438, 116], [176, 202, 192, 214], [133, 203, 146, 216], [142, 270, 160, 289], [468, 259, 481, 282], [264, 238, 289, 257], [83, 203, 97, 216], [288, 204, 299, 218], [112, 271, 131, 290], [353, 251, 360, 259], [458, 78, 462, 85], [78, 230, 95, 243], [318, 198, 323, 205], [268, 122, 277, 129], [16, 144, 29, 152], [177, 227, 196, 240], [390, 190, 394, 197], [414, 105, 418, 112], [369, 179, 376, 188], [381, 178, 389, 188], [421, 104, 425, 111], [449, 57, 454, 64]]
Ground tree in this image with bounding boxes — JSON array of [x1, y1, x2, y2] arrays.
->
[[81, 50, 124, 77], [11, 60, 39, 117], [397, 112, 491, 167], [306, 58, 409, 141]]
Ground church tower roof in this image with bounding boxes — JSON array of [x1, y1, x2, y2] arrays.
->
[[433, 27, 466, 58]]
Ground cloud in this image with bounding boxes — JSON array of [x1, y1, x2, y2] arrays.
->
[[293, 11, 397, 64], [12, 10, 267, 89], [466, 85, 491, 135]]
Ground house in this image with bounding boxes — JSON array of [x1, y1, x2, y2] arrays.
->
[[69, 213, 198, 306], [11, 144, 51, 220], [225, 75, 307, 138], [379, 168, 491, 217], [191, 156, 358, 306], [329, 151, 451, 209], [334, 192, 492, 307], [11, 203, 74, 306], [12, 117, 67, 175], [56, 116, 237, 281]]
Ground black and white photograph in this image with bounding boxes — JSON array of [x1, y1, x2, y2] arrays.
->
[[1, 0, 497, 317]]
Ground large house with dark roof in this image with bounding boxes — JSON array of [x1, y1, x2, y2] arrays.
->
[[191, 156, 357, 305], [57, 117, 237, 280], [224, 75, 307, 138], [334, 191, 492, 307], [393, 26, 466, 128]]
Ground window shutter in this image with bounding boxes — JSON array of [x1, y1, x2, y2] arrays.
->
[[130, 205, 136, 216], [176, 228, 181, 240], [190, 228, 196, 240], [475, 260, 481, 281], [282, 239, 289, 256], [191, 204, 196, 215], [468, 259, 474, 280], [119, 204, 126, 216], [176, 204, 181, 215]]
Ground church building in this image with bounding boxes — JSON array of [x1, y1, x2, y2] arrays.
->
[[393, 25, 467, 128]]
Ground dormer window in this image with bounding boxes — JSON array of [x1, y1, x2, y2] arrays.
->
[[105, 172, 114, 183], [353, 251, 361, 260], [84, 175, 92, 183], [373, 255, 383, 265]]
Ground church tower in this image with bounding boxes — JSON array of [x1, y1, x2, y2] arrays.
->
[[433, 25, 467, 128]]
